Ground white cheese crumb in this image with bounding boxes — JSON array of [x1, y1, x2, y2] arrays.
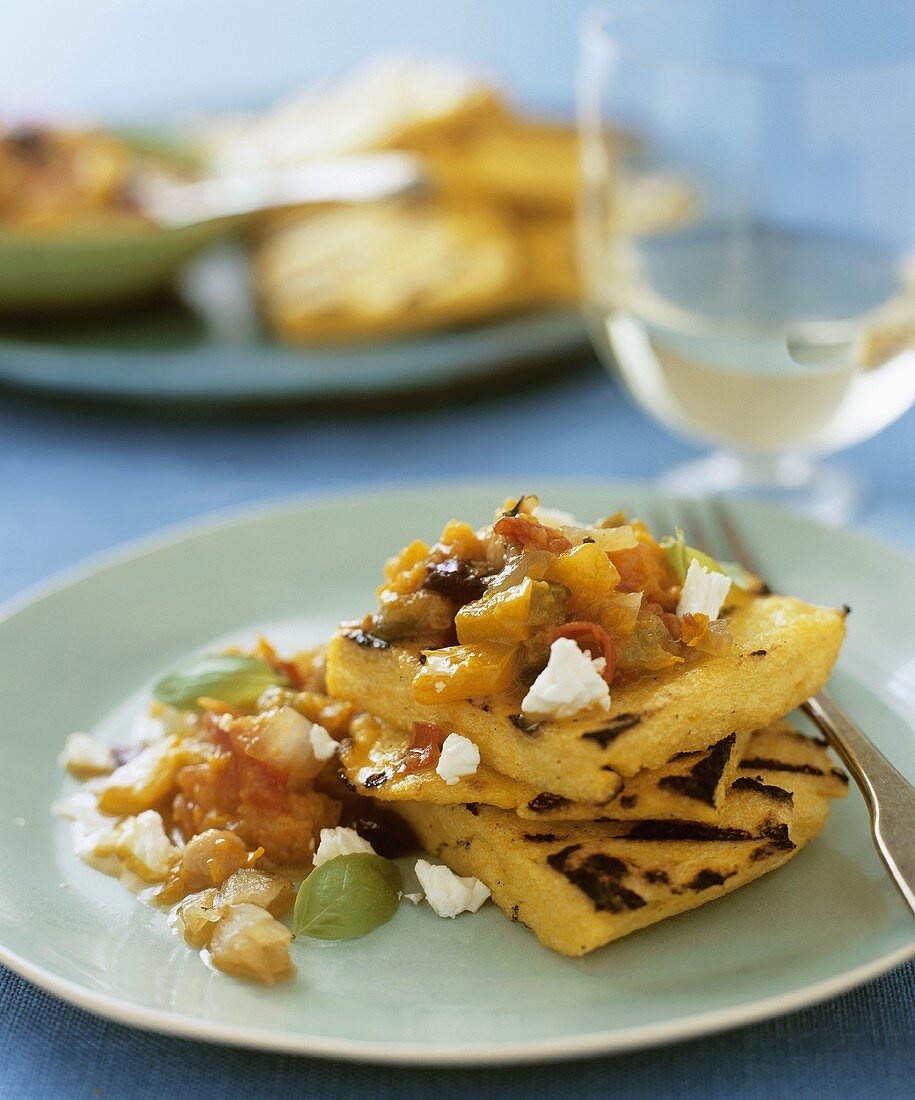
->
[[308, 723, 338, 762], [403, 892, 424, 905], [435, 733, 480, 786], [73, 820, 123, 876], [521, 637, 611, 719], [114, 810, 178, 882], [57, 733, 115, 778], [312, 826, 375, 868], [676, 559, 732, 621], [533, 505, 578, 528], [414, 860, 490, 918], [130, 713, 168, 746]]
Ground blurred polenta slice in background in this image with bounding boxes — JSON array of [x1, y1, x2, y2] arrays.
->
[[254, 197, 534, 344], [416, 113, 580, 214], [208, 56, 505, 173], [221, 54, 694, 344]]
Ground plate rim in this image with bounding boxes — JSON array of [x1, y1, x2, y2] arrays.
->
[[2, 936, 912, 1066], [2, 479, 914, 1065], [0, 306, 589, 405]]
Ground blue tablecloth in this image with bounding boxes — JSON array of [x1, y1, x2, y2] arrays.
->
[[1, 363, 913, 1098]]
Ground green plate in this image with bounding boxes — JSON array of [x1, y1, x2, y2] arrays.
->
[[0, 482, 912, 1064], [0, 246, 589, 406], [0, 220, 229, 311]]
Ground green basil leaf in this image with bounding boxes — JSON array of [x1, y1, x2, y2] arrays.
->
[[293, 853, 402, 941], [152, 653, 286, 711], [660, 530, 749, 589]]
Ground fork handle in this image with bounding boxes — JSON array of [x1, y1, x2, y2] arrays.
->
[[803, 689, 915, 916]]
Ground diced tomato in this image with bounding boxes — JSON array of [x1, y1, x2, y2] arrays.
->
[[609, 541, 679, 610], [396, 721, 449, 776], [552, 621, 617, 684], [493, 514, 572, 553]]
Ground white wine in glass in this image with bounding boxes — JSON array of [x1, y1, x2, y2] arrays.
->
[[579, 0, 915, 522]]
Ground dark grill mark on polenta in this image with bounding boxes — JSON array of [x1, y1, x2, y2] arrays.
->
[[658, 734, 735, 806], [580, 712, 642, 747], [337, 768, 357, 793], [464, 803, 481, 816], [342, 628, 390, 650], [522, 833, 565, 843], [509, 713, 543, 735], [351, 814, 418, 859], [749, 824, 796, 861], [831, 768, 850, 784], [687, 868, 735, 891], [527, 792, 571, 814], [625, 820, 753, 842], [361, 771, 389, 790], [644, 869, 670, 885], [546, 846, 647, 913], [760, 824, 795, 851], [619, 794, 638, 810], [749, 648, 767, 656], [731, 776, 793, 804], [788, 730, 830, 748], [741, 757, 824, 777]]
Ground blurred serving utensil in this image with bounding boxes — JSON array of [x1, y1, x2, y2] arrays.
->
[[136, 152, 429, 229]]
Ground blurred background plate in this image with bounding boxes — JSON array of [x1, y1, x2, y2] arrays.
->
[[0, 245, 590, 407]]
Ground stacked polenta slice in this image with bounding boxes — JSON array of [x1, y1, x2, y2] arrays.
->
[[327, 496, 849, 956]]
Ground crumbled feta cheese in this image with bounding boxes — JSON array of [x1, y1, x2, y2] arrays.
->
[[57, 733, 115, 778], [533, 505, 578, 528], [114, 810, 179, 882], [521, 637, 611, 719], [676, 559, 732, 621], [308, 723, 338, 762], [435, 733, 480, 786], [74, 820, 123, 876], [53, 789, 123, 875], [403, 892, 424, 905], [312, 826, 375, 868], [414, 860, 490, 918], [130, 713, 168, 746]]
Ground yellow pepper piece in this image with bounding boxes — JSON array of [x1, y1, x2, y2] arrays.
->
[[545, 542, 620, 616], [413, 642, 518, 704], [379, 539, 430, 597], [455, 577, 566, 645]]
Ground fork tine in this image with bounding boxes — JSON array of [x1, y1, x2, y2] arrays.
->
[[710, 498, 767, 580], [638, 496, 677, 545], [674, 496, 718, 557]]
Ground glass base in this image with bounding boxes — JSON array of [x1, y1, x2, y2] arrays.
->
[[660, 451, 863, 526]]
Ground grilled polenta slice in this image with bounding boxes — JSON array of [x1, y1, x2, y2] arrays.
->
[[736, 718, 850, 800], [254, 197, 532, 345], [340, 710, 753, 824], [337, 711, 618, 812], [394, 729, 845, 956], [420, 116, 580, 214], [326, 596, 845, 802]]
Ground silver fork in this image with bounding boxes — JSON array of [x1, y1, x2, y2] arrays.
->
[[642, 494, 915, 917]]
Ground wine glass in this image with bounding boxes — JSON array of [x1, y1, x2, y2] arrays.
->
[[578, 0, 915, 523]]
